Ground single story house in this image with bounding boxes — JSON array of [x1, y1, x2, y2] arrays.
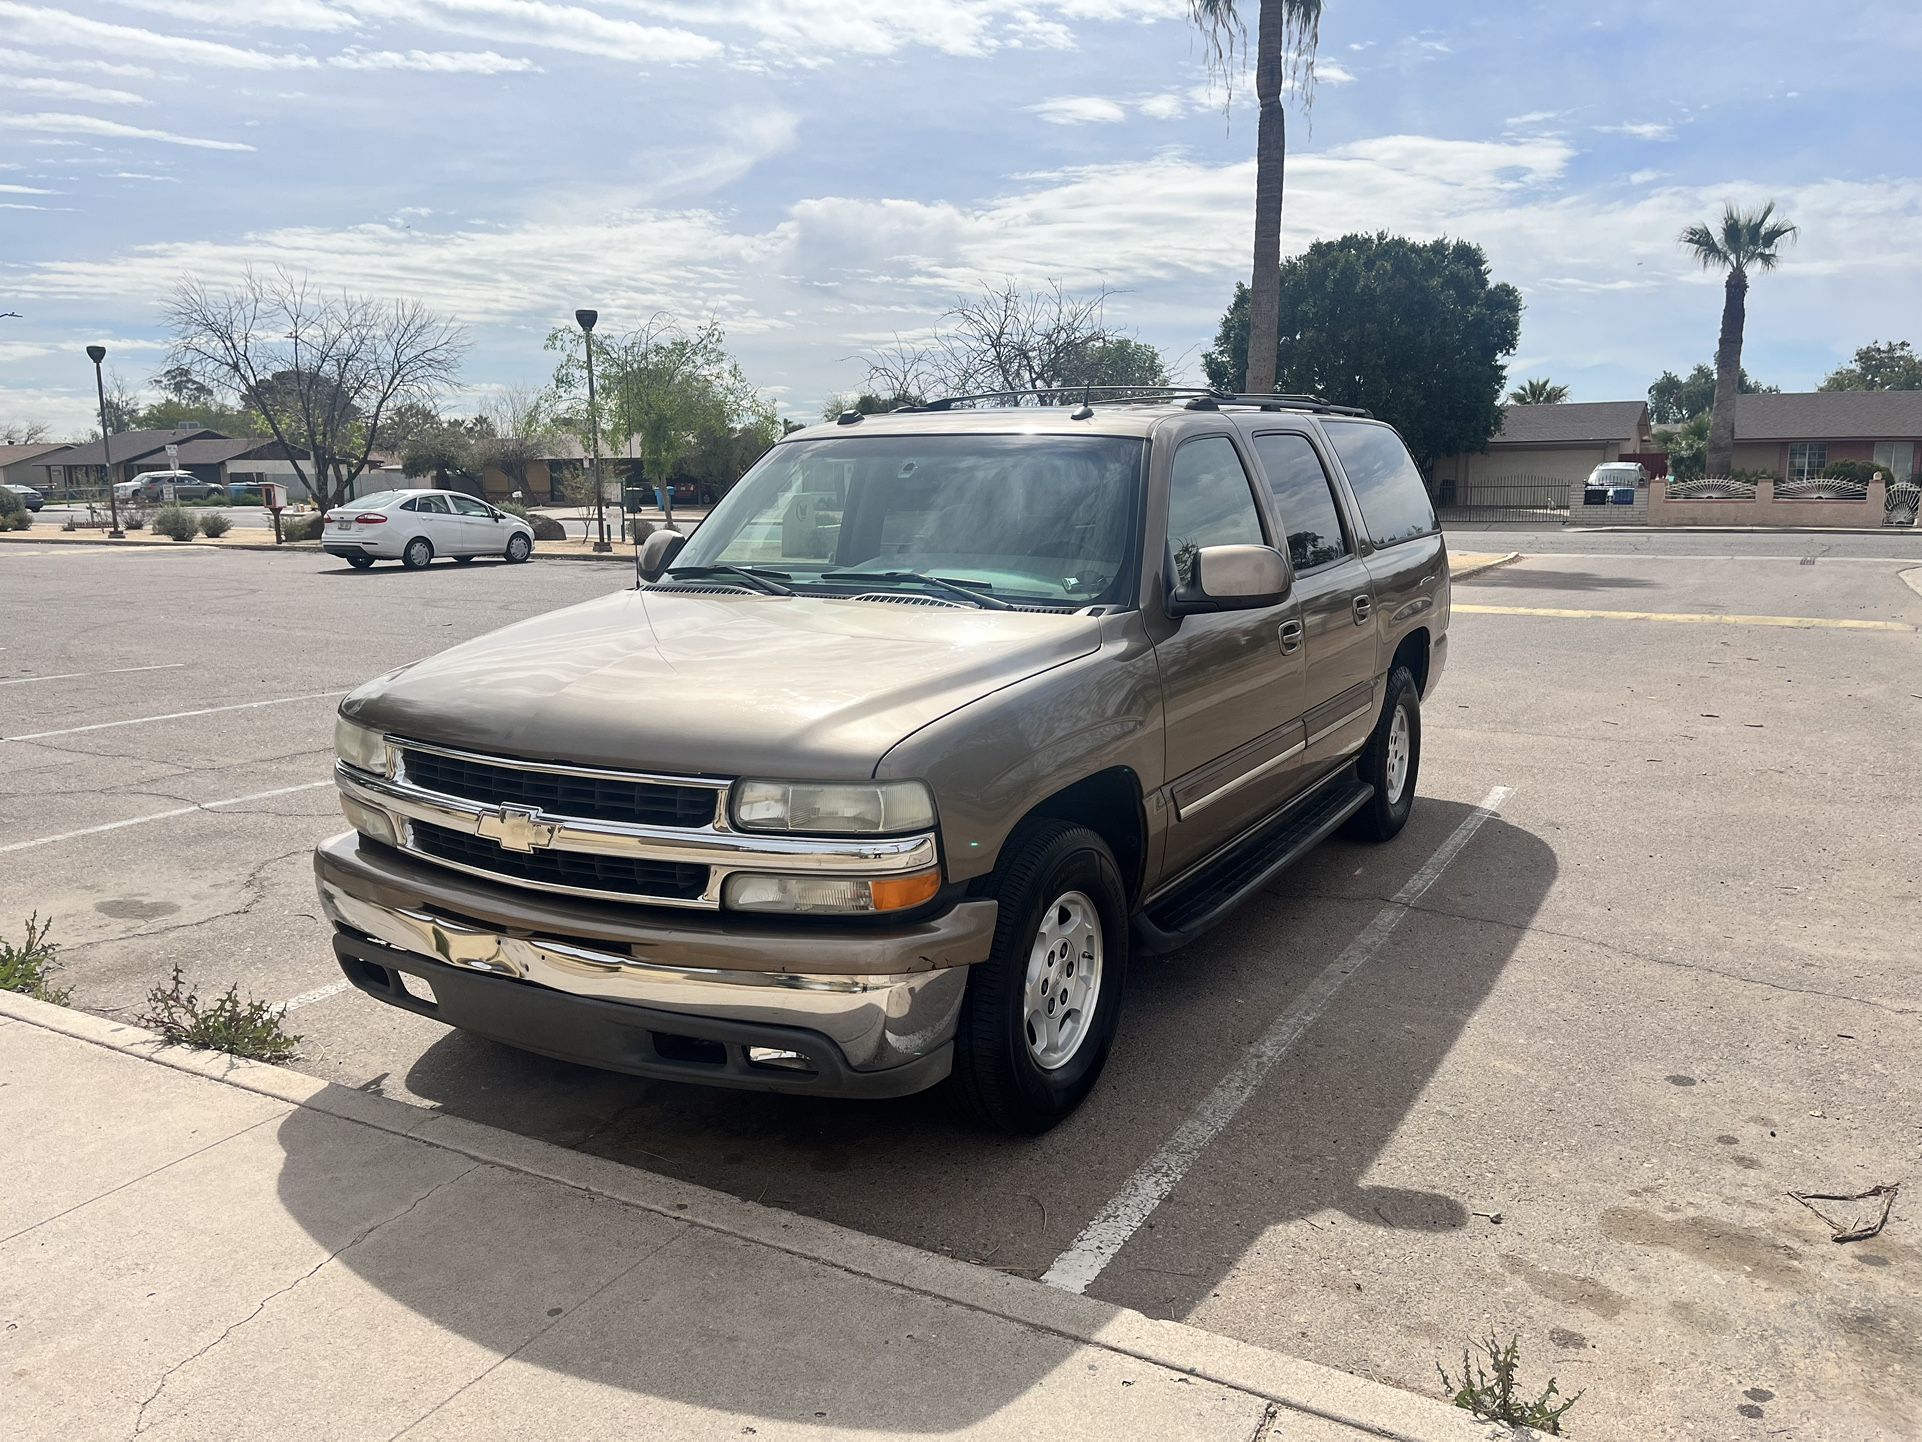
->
[[1727, 391, 1922, 482], [0, 441, 72, 490], [33, 427, 311, 497], [1429, 401, 1656, 494]]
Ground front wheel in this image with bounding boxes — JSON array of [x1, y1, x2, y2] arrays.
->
[[1345, 666, 1421, 842], [949, 821, 1128, 1133], [504, 533, 532, 563]]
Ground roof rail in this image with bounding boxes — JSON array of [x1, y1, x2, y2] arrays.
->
[[894, 385, 1372, 419]]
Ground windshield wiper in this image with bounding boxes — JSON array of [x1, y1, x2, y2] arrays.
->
[[822, 570, 1011, 610], [661, 563, 794, 596]]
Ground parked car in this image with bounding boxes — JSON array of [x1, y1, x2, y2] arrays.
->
[[321, 489, 536, 569], [317, 393, 1449, 1131], [1582, 461, 1645, 507], [119, 470, 226, 503], [2, 482, 43, 511]]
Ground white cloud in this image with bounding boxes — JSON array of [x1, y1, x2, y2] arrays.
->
[[1504, 109, 1565, 128], [108, 171, 182, 182], [1597, 121, 1676, 141], [105, 0, 360, 29], [1028, 95, 1128, 125], [344, 0, 721, 64], [0, 45, 154, 77], [0, 181, 56, 194], [0, 113, 256, 152], [331, 47, 541, 72], [12, 75, 151, 105], [1315, 60, 1356, 85], [0, 4, 315, 69]]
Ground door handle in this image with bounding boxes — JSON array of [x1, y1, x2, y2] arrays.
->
[[1277, 619, 1303, 654], [1352, 595, 1373, 625]]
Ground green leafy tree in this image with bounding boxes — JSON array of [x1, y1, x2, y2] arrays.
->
[[1188, 1, 1324, 395], [822, 391, 920, 422], [1647, 362, 1776, 426], [1507, 378, 1569, 405], [1819, 339, 1922, 392], [1678, 201, 1798, 476], [1652, 411, 1710, 481], [399, 416, 482, 489], [1202, 232, 1522, 474]]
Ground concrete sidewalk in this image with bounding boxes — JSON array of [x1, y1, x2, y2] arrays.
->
[[0, 992, 1506, 1441]]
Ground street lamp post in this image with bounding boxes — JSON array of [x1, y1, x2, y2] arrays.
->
[[86, 344, 124, 539], [576, 308, 611, 553]]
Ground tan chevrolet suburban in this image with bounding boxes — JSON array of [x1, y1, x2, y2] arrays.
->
[[315, 390, 1449, 1132]]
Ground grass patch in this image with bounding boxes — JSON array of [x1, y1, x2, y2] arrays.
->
[[1439, 1332, 1581, 1434], [138, 964, 301, 1063], [0, 914, 72, 1004]]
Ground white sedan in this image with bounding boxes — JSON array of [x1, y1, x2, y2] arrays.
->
[[321, 489, 535, 570]]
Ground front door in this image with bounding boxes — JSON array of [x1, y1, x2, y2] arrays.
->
[[447, 493, 499, 554], [1154, 432, 1307, 876], [1248, 429, 1379, 774]]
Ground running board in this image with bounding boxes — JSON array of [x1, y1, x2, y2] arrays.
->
[[1133, 774, 1374, 955]]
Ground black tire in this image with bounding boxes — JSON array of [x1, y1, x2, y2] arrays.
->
[[505, 533, 532, 563], [346, 555, 375, 570], [453, 555, 475, 565], [1345, 666, 1421, 843], [402, 537, 433, 570], [949, 820, 1128, 1133]]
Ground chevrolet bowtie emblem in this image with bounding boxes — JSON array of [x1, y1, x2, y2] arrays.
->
[[476, 803, 558, 853]]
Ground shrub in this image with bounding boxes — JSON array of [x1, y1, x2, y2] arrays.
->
[[5, 509, 30, 531], [498, 500, 530, 519], [1820, 459, 1880, 484], [0, 914, 71, 1005], [152, 504, 198, 541], [0, 486, 23, 520], [138, 965, 301, 1063], [198, 511, 233, 538], [1727, 467, 1780, 484], [279, 512, 323, 542]]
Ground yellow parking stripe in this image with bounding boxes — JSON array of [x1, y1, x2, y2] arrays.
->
[[1454, 604, 1913, 632]]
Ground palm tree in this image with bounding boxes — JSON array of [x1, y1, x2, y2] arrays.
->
[[1678, 202, 1798, 477], [1189, 1, 1323, 395], [1507, 378, 1569, 405]]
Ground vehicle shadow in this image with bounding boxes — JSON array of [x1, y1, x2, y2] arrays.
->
[[270, 799, 1550, 1428], [1461, 567, 1660, 591], [319, 558, 521, 576]]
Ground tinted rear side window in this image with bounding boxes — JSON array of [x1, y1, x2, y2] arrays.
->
[[1250, 432, 1351, 573], [1320, 421, 1437, 549]]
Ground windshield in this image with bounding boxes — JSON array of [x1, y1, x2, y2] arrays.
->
[[674, 434, 1145, 607]]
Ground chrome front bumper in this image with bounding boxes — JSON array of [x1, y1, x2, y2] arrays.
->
[[314, 833, 989, 1086]]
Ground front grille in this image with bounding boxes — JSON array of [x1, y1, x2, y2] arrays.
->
[[410, 820, 710, 901], [401, 748, 717, 828]]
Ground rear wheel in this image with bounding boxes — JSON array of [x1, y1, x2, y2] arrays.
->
[[346, 555, 374, 570], [504, 533, 532, 563], [949, 820, 1127, 1133], [1345, 666, 1421, 842], [402, 537, 433, 570]]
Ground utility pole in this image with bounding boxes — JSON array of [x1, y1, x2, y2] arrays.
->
[[87, 344, 124, 539]]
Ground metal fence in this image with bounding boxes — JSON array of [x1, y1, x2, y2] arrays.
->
[[1435, 476, 1571, 527]]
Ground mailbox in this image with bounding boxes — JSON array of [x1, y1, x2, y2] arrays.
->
[[260, 482, 287, 512]]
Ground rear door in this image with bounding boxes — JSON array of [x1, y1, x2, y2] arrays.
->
[[1246, 427, 1380, 775], [1152, 431, 1308, 876]]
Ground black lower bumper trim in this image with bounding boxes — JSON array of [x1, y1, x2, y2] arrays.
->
[[331, 928, 951, 1100]]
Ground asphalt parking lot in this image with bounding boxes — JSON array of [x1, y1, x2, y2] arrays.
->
[[4, 536, 1920, 1439]]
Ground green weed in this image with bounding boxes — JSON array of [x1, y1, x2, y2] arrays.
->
[[1439, 1331, 1581, 1434], [138, 964, 301, 1063], [0, 914, 72, 1005]]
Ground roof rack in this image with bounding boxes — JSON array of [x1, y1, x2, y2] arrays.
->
[[894, 385, 1372, 418]]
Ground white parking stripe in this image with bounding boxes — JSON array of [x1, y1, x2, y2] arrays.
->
[[279, 978, 351, 1012], [1040, 785, 1515, 1296], [1, 690, 344, 742], [0, 663, 187, 687], [0, 781, 333, 854]]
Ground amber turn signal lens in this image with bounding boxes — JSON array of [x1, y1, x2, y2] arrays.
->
[[868, 869, 942, 912]]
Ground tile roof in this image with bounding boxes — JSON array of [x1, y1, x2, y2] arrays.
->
[[36, 427, 223, 468], [1733, 390, 1922, 440], [1492, 401, 1648, 446], [0, 442, 72, 467]]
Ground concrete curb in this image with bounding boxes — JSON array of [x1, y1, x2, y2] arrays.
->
[[0, 531, 642, 564], [1564, 524, 1916, 536], [1900, 567, 1922, 600], [0, 988, 1509, 1442], [1449, 552, 1520, 580]]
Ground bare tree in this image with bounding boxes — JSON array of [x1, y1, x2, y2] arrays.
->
[[164, 268, 466, 510], [1, 421, 52, 444], [474, 385, 558, 498], [861, 281, 1169, 405]]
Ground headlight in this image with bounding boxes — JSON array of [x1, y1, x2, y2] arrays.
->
[[732, 779, 935, 835], [722, 869, 942, 914], [334, 715, 391, 776]]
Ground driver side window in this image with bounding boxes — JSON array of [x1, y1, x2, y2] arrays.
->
[[1167, 436, 1266, 589]]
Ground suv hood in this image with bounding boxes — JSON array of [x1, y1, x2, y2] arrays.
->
[[343, 589, 1103, 778]]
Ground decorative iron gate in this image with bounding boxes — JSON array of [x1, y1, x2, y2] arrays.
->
[[1435, 476, 1571, 527]]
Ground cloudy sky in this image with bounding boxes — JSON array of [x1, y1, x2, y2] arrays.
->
[[3, 0, 1919, 434]]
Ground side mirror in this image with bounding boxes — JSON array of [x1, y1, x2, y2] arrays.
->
[[1169, 544, 1290, 616], [638, 528, 687, 582]]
